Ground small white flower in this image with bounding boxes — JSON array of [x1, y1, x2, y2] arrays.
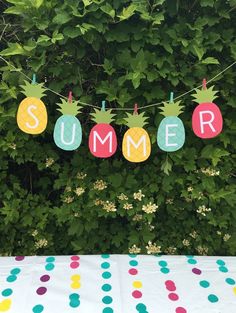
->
[[123, 203, 133, 210], [129, 244, 141, 254], [142, 202, 158, 214], [146, 241, 161, 254], [133, 190, 145, 201], [74, 187, 85, 196]]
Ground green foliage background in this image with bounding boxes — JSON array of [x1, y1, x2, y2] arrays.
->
[[0, 0, 236, 256]]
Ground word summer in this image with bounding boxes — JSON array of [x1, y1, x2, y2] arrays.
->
[[16, 81, 223, 163]]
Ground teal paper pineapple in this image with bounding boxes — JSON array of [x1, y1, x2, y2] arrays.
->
[[53, 97, 82, 151], [157, 97, 185, 152]]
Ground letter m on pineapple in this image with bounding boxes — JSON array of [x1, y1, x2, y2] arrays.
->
[[122, 112, 151, 163]]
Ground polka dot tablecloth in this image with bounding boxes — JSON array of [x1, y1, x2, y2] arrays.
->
[[0, 255, 235, 312]]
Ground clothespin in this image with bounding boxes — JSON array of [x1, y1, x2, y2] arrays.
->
[[68, 91, 73, 103], [101, 100, 106, 111], [170, 92, 174, 103], [32, 74, 36, 85], [202, 78, 207, 90], [133, 103, 138, 115]]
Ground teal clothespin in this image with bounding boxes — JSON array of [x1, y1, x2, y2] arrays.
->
[[101, 100, 106, 111], [170, 92, 174, 103], [32, 74, 36, 84]]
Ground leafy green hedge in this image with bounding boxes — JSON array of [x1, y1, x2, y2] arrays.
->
[[0, 0, 236, 256]]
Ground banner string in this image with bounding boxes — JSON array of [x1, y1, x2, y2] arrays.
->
[[0, 56, 235, 111]]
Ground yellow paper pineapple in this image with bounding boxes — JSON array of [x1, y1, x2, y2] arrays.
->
[[122, 111, 151, 162], [17, 79, 47, 134]]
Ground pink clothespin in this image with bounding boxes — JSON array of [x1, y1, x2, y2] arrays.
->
[[133, 103, 138, 115], [68, 91, 73, 103]]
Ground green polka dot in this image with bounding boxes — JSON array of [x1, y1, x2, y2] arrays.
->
[[32, 304, 44, 313], [2, 288, 13, 297], [102, 271, 112, 279], [102, 284, 112, 292], [200, 280, 210, 288], [136, 303, 147, 310], [45, 263, 55, 271], [219, 266, 228, 273], [226, 278, 235, 285], [129, 254, 137, 258], [129, 260, 138, 266], [46, 257, 55, 263], [101, 254, 110, 259], [188, 259, 197, 265], [159, 261, 168, 267], [7, 275, 17, 282], [160, 267, 170, 274], [208, 294, 219, 303], [216, 259, 225, 266], [11, 268, 21, 275], [102, 296, 113, 305], [69, 300, 80, 308], [101, 262, 110, 269], [103, 307, 113, 313]]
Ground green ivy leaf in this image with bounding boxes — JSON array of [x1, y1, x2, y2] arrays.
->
[[0, 43, 25, 56], [202, 57, 220, 64]]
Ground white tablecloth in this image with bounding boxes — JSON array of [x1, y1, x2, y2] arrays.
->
[[0, 255, 235, 313]]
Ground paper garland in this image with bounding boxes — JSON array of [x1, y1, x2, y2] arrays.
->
[[15, 79, 224, 163]]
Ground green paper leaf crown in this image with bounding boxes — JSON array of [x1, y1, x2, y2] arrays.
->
[[159, 100, 184, 117], [192, 85, 218, 103], [124, 112, 148, 128], [91, 109, 116, 124], [20, 80, 46, 99], [56, 98, 81, 116]]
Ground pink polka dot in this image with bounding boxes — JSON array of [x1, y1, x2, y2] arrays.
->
[[15, 256, 25, 261], [168, 293, 179, 301], [165, 280, 176, 291], [132, 290, 142, 299], [176, 307, 187, 313], [71, 256, 80, 261], [70, 262, 80, 269], [192, 268, 202, 275], [129, 268, 138, 275]]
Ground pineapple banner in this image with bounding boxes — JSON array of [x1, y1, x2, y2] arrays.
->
[[16, 78, 224, 163]]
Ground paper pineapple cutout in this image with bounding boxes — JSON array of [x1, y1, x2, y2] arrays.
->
[[122, 111, 151, 162], [17, 80, 47, 134], [157, 99, 185, 152], [89, 107, 117, 158], [53, 97, 82, 151], [192, 84, 223, 138]]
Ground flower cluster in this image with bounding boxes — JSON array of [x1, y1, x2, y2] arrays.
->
[[182, 239, 190, 246], [117, 193, 128, 201], [196, 245, 209, 255], [74, 187, 85, 196], [189, 230, 198, 239], [133, 190, 145, 201], [35, 239, 48, 249], [123, 203, 133, 210], [165, 247, 177, 254], [8, 143, 16, 150], [223, 234, 231, 242], [45, 157, 55, 168], [94, 198, 105, 206], [196, 205, 211, 216], [146, 241, 161, 254], [93, 180, 107, 191], [77, 172, 87, 179], [132, 214, 143, 222], [102, 201, 116, 212], [142, 202, 158, 214], [129, 244, 141, 254], [200, 167, 220, 176], [63, 196, 74, 204]]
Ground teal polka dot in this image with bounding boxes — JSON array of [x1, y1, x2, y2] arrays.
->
[[69, 300, 80, 308], [226, 278, 235, 285], [129, 254, 137, 258], [136, 303, 147, 310], [2, 288, 13, 297], [32, 304, 44, 313], [7, 275, 17, 282], [103, 308, 113, 313], [129, 260, 138, 266], [101, 254, 110, 259], [101, 262, 110, 269], [102, 296, 113, 304], [161, 267, 170, 274], [11, 268, 21, 275], [219, 266, 228, 273], [102, 272, 112, 279], [186, 255, 194, 259], [159, 261, 167, 267], [154, 254, 162, 257], [208, 294, 219, 303], [188, 259, 197, 265], [216, 259, 225, 266], [102, 284, 112, 292], [45, 263, 55, 271], [200, 280, 210, 288], [69, 293, 80, 300], [46, 257, 55, 263]]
